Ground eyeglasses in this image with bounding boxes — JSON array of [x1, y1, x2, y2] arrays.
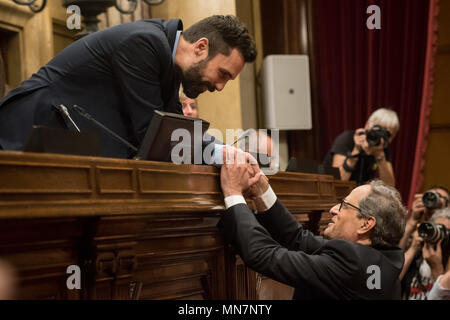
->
[[339, 199, 362, 213]]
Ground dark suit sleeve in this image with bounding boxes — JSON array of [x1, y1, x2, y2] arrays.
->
[[218, 204, 360, 292], [255, 199, 326, 254], [110, 33, 168, 144]]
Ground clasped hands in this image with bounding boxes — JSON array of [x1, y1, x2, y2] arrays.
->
[[220, 145, 269, 201]]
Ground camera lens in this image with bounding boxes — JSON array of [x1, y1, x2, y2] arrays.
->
[[422, 191, 442, 210], [418, 222, 447, 244]]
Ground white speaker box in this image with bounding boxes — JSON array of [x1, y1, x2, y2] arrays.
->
[[262, 55, 312, 130]]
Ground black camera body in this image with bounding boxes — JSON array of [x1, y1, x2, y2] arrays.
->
[[422, 191, 448, 210], [365, 125, 391, 148], [418, 222, 450, 266]]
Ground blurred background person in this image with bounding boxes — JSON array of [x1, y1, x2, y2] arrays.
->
[[180, 87, 199, 118], [400, 207, 450, 300], [322, 108, 399, 187], [399, 185, 449, 249]]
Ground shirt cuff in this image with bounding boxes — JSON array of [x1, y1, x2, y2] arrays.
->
[[224, 195, 246, 209], [254, 186, 277, 213], [212, 144, 224, 165]]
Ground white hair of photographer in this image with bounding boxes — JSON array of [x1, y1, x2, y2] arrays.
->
[[431, 207, 450, 223], [368, 108, 400, 135]]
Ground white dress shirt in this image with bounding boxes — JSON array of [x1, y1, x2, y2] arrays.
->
[[224, 185, 277, 212]]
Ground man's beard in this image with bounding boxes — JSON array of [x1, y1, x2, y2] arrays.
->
[[177, 59, 215, 99]]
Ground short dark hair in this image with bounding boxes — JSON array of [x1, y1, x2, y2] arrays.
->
[[183, 15, 257, 63]]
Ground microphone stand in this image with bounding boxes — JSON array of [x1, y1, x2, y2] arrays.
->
[[71, 104, 138, 153]]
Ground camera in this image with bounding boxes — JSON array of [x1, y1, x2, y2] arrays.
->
[[365, 125, 391, 148], [418, 221, 450, 267], [422, 191, 448, 210], [418, 222, 449, 244]]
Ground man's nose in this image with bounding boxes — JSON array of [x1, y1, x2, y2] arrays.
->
[[330, 204, 340, 216], [215, 81, 227, 92]]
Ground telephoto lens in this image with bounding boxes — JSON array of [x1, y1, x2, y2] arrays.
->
[[418, 222, 449, 244], [422, 191, 443, 210]]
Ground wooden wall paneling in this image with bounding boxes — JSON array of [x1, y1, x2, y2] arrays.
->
[[0, 217, 90, 299], [423, 0, 450, 190]]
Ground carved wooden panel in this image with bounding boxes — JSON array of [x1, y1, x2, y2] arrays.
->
[[0, 151, 355, 299]]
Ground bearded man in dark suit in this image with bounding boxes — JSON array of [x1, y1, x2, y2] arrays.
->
[[0, 15, 256, 158]]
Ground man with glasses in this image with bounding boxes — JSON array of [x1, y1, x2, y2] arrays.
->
[[218, 151, 406, 299]]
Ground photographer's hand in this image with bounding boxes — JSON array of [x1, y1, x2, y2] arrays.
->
[[353, 128, 366, 155], [410, 229, 424, 253], [364, 136, 385, 157], [411, 194, 426, 221], [423, 240, 444, 282]]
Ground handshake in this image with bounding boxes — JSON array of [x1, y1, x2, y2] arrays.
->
[[219, 145, 271, 209]]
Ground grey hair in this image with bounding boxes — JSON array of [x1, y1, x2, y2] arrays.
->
[[358, 180, 406, 248], [368, 108, 400, 135], [431, 207, 450, 223]]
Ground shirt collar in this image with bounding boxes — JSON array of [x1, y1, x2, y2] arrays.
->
[[172, 30, 182, 62]]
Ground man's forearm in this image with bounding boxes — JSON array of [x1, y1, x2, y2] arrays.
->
[[398, 219, 416, 249], [338, 166, 352, 181], [377, 159, 395, 187], [336, 156, 357, 181]]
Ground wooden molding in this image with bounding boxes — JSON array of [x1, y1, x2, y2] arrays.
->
[[0, 151, 354, 219]]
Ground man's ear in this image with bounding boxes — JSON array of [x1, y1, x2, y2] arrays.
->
[[357, 216, 376, 235], [193, 37, 209, 58]]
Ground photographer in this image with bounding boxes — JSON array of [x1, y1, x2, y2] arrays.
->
[[399, 207, 450, 300], [399, 185, 449, 249], [322, 108, 399, 187]]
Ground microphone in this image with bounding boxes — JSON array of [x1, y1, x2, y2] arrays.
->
[[231, 129, 254, 146], [53, 104, 81, 132], [71, 104, 138, 153]]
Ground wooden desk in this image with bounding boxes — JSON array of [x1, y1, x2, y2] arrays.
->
[[0, 151, 354, 299]]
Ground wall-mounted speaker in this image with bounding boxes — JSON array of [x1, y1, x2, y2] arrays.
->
[[262, 55, 312, 130]]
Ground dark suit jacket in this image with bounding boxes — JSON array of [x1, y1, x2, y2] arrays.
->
[[218, 199, 405, 299], [0, 19, 184, 158]]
